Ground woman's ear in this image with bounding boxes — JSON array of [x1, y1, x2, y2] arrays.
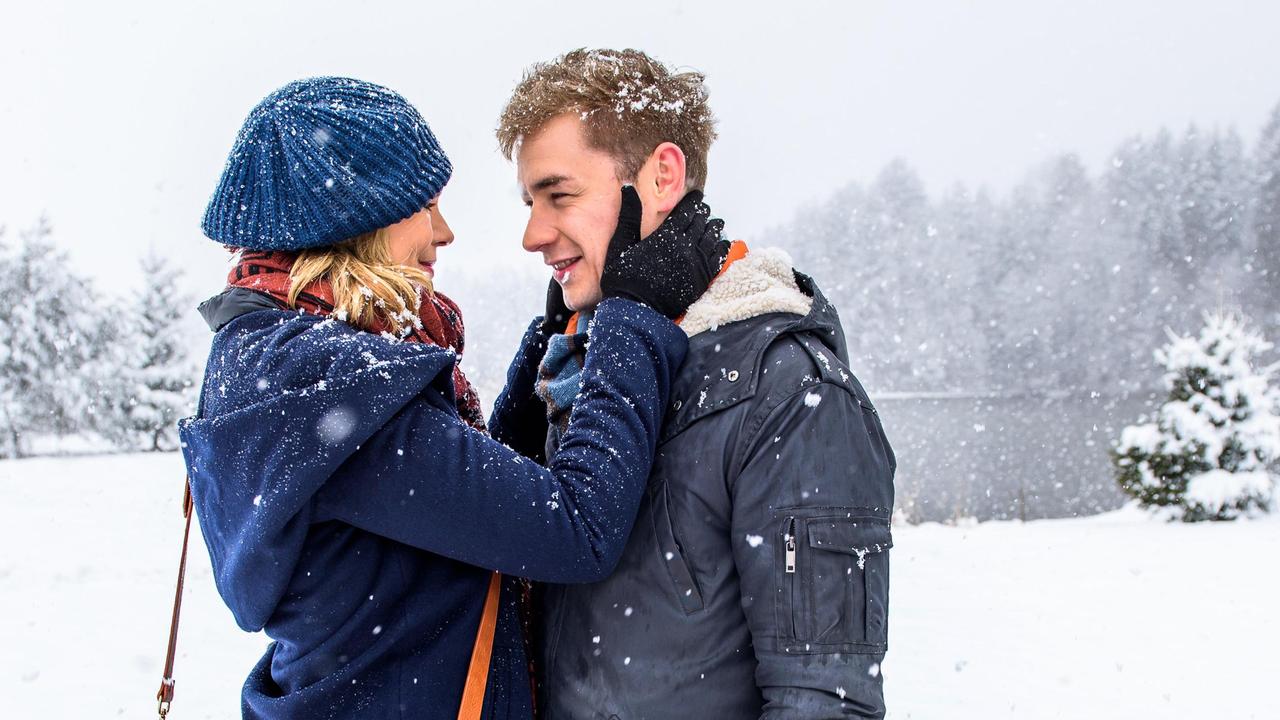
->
[[635, 142, 688, 234]]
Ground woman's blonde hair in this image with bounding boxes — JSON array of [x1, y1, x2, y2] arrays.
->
[[288, 228, 432, 337]]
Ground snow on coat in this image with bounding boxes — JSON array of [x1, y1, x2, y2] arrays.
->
[[534, 252, 896, 718], [178, 294, 687, 720]]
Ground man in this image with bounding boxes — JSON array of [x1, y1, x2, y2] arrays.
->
[[493, 49, 896, 718]]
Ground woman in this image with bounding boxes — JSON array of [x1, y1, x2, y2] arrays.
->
[[179, 77, 714, 719]]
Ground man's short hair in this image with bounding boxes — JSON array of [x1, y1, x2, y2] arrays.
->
[[497, 48, 718, 190]]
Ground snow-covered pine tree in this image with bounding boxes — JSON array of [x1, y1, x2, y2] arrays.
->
[[104, 252, 197, 451], [860, 159, 939, 390], [1178, 128, 1249, 290], [0, 223, 11, 455], [1252, 101, 1280, 335], [1112, 312, 1280, 521], [1030, 153, 1110, 392], [0, 218, 114, 457], [1103, 132, 1205, 385], [930, 183, 992, 387]]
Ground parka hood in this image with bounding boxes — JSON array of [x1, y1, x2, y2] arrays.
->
[[178, 302, 458, 630], [196, 286, 287, 331], [659, 258, 850, 442], [680, 246, 814, 338]]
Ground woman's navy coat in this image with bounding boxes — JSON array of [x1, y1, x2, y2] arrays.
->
[[178, 293, 686, 719]]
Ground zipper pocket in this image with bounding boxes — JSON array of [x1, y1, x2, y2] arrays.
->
[[783, 516, 799, 642], [784, 517, 797, 573]]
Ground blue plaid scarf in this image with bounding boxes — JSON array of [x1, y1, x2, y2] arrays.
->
[[535, 309, 594, 432]]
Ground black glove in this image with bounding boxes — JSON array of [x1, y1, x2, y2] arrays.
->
[[542, 278, 573, 335], [599, 187, 730, 320]]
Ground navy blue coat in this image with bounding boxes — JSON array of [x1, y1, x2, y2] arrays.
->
[[178, 292, 687, 719]]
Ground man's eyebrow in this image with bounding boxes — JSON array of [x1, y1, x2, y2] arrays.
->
[[530, 174, 571, 193]]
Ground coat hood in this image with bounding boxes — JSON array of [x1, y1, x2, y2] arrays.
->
[[196, 286, 287, 331], [659, 261, 850, 443], [680, 247, 813, 337], [178, 299, 458, 630]]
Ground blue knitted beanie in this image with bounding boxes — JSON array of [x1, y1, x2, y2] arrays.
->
[[202, 77, 452, 250]]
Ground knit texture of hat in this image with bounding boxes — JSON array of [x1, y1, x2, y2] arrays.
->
[[203, 77, 452, 251]]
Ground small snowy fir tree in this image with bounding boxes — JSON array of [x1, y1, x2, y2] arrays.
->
[[0, 218, 115, 457], [106, 252, 198, 451], [1113, 312, 1280, 521]]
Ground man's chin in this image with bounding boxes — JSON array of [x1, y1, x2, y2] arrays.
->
[[564, 287, 603, 314]]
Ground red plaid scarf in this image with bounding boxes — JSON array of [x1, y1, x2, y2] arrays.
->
[[227, 250, 487, 433]]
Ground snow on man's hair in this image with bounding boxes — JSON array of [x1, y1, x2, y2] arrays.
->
[[496, 48, 718, 190]]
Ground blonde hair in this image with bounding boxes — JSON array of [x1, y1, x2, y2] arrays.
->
[[288, 228, 432, 337], [497, 48, 717, 190]]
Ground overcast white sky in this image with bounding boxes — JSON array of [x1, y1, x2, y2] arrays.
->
[[2, 0, 1278, 300]]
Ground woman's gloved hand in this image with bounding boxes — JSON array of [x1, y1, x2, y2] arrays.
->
[[600, 186, 730, 320]]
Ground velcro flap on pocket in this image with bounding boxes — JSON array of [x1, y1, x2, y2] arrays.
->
[[807, 518, 893, 556]]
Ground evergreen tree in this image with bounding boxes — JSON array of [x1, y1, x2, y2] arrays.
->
[[1204, 128, 1249, 257], [1107, 135, 1181, 258], [1033, 154, 1106, 390], [1112, 312, 1279, 521], [0, 224, 11, 454], [1178, 128, 1249, 300], [1103, 133, 1194, 382], [102, 253, 198, 451], [769, 105, 1275, 398], [1251, 102, 1280, 333], [773, 181, 864, 300], [980, 160, 1080, 392], [861, 159, 939, 389], [0, 218, 113, 457], [930, 183, 992, 388]]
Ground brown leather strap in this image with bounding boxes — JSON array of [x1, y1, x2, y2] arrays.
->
[[153, 481, 502, 719], [156, 478, 194, 719], [457, 571, 502, 720]]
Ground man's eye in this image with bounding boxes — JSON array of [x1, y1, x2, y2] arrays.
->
[[550, 193, 569, 202]]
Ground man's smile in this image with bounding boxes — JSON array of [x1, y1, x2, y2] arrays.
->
[[549, 256, 581, 283]]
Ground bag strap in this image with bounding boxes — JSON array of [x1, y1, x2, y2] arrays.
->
[[156, 478, 195, 719], [457, 571, 502, 720], [153, 480, 502, 720]]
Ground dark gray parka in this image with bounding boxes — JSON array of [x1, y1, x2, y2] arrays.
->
[[536, 260, 896, 719]]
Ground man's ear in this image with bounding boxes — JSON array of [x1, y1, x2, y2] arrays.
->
[[641, 142, 688, 216]]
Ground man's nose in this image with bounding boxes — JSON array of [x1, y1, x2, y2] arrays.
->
[[522, 210, 556, 254]]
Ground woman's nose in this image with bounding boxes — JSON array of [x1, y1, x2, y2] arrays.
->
[[432, 209, 455, 246]]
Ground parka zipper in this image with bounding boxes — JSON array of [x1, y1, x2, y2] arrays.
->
[[784, 517, 796, 573], [784, 516, 799, 642]]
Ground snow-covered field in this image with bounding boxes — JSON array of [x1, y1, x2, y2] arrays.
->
[[1, 452, 1275, 719]]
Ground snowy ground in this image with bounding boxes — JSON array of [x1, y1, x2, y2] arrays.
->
[[1, 452, 1275, 719]]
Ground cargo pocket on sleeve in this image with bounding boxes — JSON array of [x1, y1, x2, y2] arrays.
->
[[781, 511, 891, 654]]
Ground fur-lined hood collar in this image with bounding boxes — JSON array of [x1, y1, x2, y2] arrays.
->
[[680, 247, 813, 337]]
